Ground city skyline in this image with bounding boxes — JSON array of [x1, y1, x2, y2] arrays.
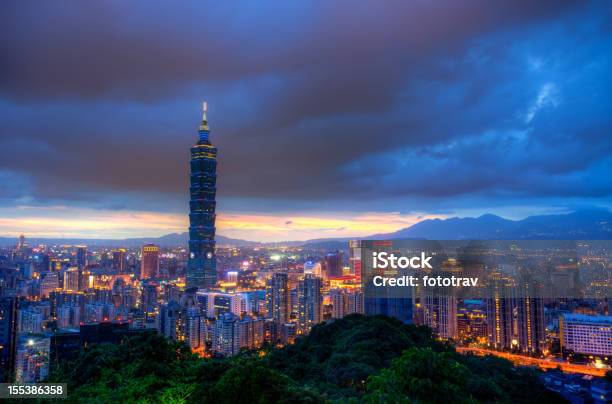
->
[[1, 2, 610, 401], [1, 2, 611, 241]]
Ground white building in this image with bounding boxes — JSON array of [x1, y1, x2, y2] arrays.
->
[[185, 307, 206, 350], [560, 314, 612, 357]]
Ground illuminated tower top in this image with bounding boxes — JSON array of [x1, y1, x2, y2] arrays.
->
[[199, 101, 210, 141]]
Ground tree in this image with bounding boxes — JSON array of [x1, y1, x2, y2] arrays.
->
[[364, 348, 475, 404], [211, 358, 322, 404], [266, 314, 444, 398]]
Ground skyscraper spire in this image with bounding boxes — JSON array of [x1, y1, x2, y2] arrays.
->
[[199, 101, 210, 133]]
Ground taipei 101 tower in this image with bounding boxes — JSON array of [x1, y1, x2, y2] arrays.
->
[[187, 102, 217, 290]]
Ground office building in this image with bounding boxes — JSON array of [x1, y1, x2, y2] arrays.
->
[[63, 267, 80, 292], [112, 249, 127, 272], [187, 102, 218, 289], [349, 240, 363, 282], [560, 314, 612, 357], [141, 281, 159, 321], [140, 244, 160, 279], [324, 251, 344, 278], [75, 246, 87, 269]]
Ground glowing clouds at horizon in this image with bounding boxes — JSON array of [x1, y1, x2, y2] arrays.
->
[[0, 206, 443, 242]]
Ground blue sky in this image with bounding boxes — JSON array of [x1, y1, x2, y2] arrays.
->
[[0, 1, 611, 241]]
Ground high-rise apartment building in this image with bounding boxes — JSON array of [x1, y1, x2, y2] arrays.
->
[[422, 292, 458, 340], [297, 274, 323, 332], [266, 272, 289, 325], [330, 289, 364, 319], [486, 272, 546, 353]]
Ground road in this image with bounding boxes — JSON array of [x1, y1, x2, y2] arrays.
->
[[456, 347, 607, 377]]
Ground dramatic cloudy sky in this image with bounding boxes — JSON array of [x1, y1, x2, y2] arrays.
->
[[1, 1, 611, 241]]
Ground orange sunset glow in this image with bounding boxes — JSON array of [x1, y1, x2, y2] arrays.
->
[[0, 205, 443, 242]]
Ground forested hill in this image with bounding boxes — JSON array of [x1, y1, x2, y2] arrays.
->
[[48, 315, 565, 403]]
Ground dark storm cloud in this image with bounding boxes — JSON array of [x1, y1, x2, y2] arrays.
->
[[0, 0, 610, 215]]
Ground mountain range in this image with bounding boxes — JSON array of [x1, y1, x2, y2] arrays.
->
[[369, 207, 612, 240], [0, 208, 610, 249]]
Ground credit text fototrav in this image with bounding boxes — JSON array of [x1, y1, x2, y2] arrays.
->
[[371, 252, 478, 287]]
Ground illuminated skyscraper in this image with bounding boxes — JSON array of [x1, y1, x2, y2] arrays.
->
[[63, 267, 80, 292], [515, 280, 546, 354], [112, 249, 127, 272], [266, 272, 289, 325], [324, 251, 343, 278], [141, 281, 159, 321], [297, 274, 323, 332], [486, 272, 516, 349], [349, 240, 362, 282], [187, 102, 217, 289], [485, 272, 546, 353], [75, 246, 87, 269], [140, 244, 160, 279]]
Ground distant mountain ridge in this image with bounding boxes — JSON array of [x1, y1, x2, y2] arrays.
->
[[0, 233, 254, 248], [371, 207, 612, 240], [0, 208, 610, 248]]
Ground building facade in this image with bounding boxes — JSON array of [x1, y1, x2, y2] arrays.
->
[[140, 244, 160, 279], [297, 274, 323, 332], [560, 314, 612, 357], [266, 272, 289, 325]]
